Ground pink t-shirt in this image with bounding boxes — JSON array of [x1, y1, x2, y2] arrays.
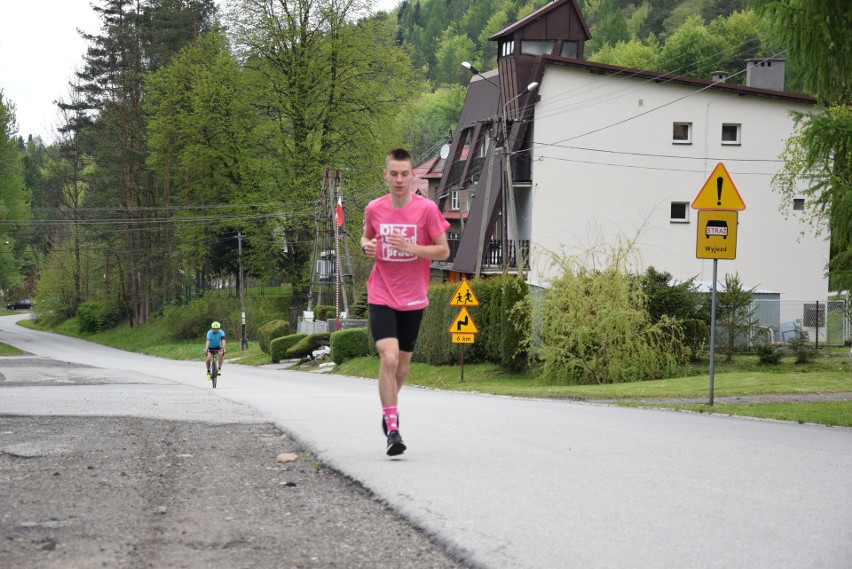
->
[[364, 193, 450, 311]]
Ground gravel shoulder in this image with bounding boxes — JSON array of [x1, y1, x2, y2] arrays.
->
[[0, 355, 471, 569]]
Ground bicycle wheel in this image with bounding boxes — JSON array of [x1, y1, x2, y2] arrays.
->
[[211, 359, 218, 388]]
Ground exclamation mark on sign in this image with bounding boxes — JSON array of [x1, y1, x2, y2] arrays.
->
[[716, 177, 723, 206]]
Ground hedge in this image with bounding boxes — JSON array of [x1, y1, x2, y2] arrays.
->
[[330, 328, 372, 364], [413, 276, 529, 370], [270, 333, 308, 363], [286, 332, 331, 359], [258, 319, 290, 354]]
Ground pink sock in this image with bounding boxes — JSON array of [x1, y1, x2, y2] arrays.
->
[[383, 405, 399, 432]]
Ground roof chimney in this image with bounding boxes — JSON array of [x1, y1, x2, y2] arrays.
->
[[711, 70, 728, 83], [746, 58, 785, 91]]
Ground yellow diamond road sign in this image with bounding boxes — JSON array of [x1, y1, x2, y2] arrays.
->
[[448, 307, 479, 334], [450, 279, 479, 306], [691, 162, 746, 211]]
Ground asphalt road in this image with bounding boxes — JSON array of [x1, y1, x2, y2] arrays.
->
[[2, 314, 851, 568]]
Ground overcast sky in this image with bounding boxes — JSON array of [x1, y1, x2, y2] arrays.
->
[[0, 0, 400, 143]]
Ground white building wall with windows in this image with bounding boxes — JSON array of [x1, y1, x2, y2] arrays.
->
[[528, 64, 827, 300]]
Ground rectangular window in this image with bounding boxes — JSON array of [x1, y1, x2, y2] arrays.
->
[[450, 190, 460, 211], [501, 41, 514, 57], [560, 41, 578, 58], [670, 202, 689, 223], [793, 198, 805, 211], [521, 40, 555, 56], [803, 303, 825, 327], [722, 123, 741, 145], [673, 122, 692, 144]]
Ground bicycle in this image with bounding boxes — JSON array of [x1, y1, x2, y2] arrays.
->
[[207, 348, 223, 388]]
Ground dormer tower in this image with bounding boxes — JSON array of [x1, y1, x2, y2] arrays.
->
[[489, 0, 591, 119]]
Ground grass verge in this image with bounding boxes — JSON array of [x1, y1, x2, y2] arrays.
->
[[0, 341, 24, 355], [623, 401, 852, 428]]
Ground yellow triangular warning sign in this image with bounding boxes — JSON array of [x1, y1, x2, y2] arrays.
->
[[448, 307, 479, 334], [449, 279, 479, 306], [691, 163, 746, 211]]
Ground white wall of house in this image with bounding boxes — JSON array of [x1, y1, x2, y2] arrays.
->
[[528, 64, 828, 300]]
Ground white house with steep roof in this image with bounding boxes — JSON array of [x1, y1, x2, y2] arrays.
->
[[434, 0, 827, 304]]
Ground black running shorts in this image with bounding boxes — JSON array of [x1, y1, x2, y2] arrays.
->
[[369, 304, 424, 353]]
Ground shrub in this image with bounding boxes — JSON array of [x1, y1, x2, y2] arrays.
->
[[349, 291, 369, 318], [330, 328, 371, 364], [414, 276, 530, 369], [755, 342, 784, 364], [314, 305, 336, 321], [786, 329, 815, 364], [270, 333, 308, 363], [638, 266, 710, 359], [537, 244, 690, 384], [160, 296, 236, 341], [258, 319, 290, 353], [77, 300, 124, 333], [717, 273, 759, 362], [286, 332, 331, 359]]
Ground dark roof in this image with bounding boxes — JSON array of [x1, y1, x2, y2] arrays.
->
[[489, 0, 591, 41], [457, 71, 502, 126], [540, 56, 817, 104]]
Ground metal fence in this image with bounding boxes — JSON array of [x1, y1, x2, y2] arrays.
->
[[297, 318, 368, 335], [749, 297, 850, 347]]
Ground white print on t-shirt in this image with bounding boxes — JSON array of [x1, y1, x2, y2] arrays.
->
[[379, 223, 417, 261]]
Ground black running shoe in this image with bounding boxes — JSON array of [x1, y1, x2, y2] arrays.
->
[[386, 430, 406, 456], [381, 413, 399, 436]]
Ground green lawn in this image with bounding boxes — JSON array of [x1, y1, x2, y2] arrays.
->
[[0, 341, 23, 356], [630, 402, 852, 428]]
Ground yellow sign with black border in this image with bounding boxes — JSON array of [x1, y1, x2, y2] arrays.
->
[[691, 163, 746, 211], [448, 307, 479, 335], [451, 333, 475, 344], [449, 279, 479, 307], [696, 210, 738, 259]]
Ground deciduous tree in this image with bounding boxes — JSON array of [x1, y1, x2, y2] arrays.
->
[[752, 0, 852, 289]]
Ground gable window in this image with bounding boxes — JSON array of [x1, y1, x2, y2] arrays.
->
[[670, 202, 690, 223], [450, 190, 460, 211], [560, 41, 578, 58], [673, 122, 692, 144], [500, 41, 514, 57], [521, 40, 555, 56], [722, 123, 741, 145]]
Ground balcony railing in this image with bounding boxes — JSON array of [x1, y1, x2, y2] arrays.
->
[[443, 238, 530, 272]]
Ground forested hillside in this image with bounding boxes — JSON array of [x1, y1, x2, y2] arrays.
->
[[388, 0, 749, 85], [380, 0, 801, 161]]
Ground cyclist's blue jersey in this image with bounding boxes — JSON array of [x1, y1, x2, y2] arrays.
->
[[207, 329, 225, 349]]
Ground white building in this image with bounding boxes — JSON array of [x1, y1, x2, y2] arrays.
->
[[527, 59, 824, 300], [435, 0, 827, 302]]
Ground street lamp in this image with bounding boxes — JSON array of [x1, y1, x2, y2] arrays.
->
[[461, 61, 500, 89]]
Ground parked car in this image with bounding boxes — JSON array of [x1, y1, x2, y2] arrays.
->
[[6, 299, 34, 310]]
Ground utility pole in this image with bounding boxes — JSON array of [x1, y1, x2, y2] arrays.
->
[[237, 233, 248, 350], [333, 170, 342, 331], [474, 120, 497, 279]]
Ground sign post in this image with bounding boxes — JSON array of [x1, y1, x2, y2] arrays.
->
[[692, 163, 746, 405], [449, 279, 479, 382]]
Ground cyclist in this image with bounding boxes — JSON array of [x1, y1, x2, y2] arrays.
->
[[205, 321, 227, 380]]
